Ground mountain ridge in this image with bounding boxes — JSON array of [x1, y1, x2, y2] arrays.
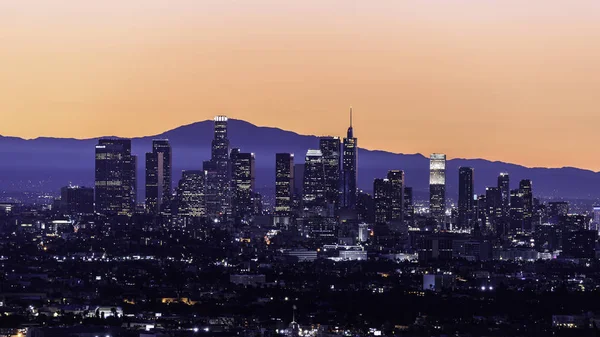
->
[[0, 119, 599, 200]]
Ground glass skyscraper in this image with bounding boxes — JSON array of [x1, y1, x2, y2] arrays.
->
[[319, 137, 341, 212], [145, 139, 172, 215], [230, 148, 255, 221], [177, 170, 206, 218], [275, 153, 294, 218], [303, 149, 326, 216], [458, 167, 474, 228], [429, 153, 446, 222], [95, 138, 137, 216]]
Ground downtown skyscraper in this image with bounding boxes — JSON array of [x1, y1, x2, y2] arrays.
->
[[303, 149, 326, 216], [145, 139, 172, 215], [342, 108, 358, 210], [429, 153, 446, 222], [203, 116, 232, 220], [498, 173, 510, 223], [95, 138, 137, 216], [457, 167, 474, 228], [319, 136, 341, 213], [177, 170, 206, 218], [275, 153, 294, 220], [230, 148, 255, 221]]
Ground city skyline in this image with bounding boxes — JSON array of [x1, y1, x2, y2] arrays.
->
[[2, 1, 600, 171]]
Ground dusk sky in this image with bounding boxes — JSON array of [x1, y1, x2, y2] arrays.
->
[[1, 1, 600, 170]]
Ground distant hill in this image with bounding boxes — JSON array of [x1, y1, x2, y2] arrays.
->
[[1, 119, 599, 201]]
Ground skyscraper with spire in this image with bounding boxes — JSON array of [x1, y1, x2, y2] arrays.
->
[[342, 107, 358, 210]]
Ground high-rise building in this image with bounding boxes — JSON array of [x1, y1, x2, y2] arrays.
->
[[95, 139, 137, 216], [387, 170, 405, 222], [404, 187, 414, 222], [510, 188, 525, 232], [145, 139, 172, 215], [498, 173, 510, 223], [275, 153, 294, 218], [373, 170, 404, 226], [457, 167, 474, 228], [319, 137, 341, 211], [230, 148, 255, 221], [204, 116, 232, 220], [520, 179, 533, 232], [485, 187, 503, 234], [177, 170, 206, 217], [373, 178, 391, 224], [342, 108, 358, 210], [429, 153, 446, 222], [60, 185, 94, 215], [303, 149, 326, 216]]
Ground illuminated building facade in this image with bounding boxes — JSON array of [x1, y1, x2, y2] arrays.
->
[[458, 167, 474, 228], [404, 187, 414, 222], [342, 108, 358, 210], [429, 153, 446, 222], [177, 170, 206, 217], [387, 170, 405, 222], [319, 137, 341, 212], [275, 153, 294, 218], [373, 178, 391, 224], [485, 187, 503, 234], [498, 173, 510, 222], [520, 179, 533, 231], [230, 148, 255, 221], [303, 149, 326, 216], [204, 116, 232, 220], [94, 138, 137, 216], [145, 139, 172, 215]]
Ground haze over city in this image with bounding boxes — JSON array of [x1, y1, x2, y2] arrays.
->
[[2, 0, 600, 170]]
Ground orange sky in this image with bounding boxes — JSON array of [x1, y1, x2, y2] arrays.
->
[[1, 1, 600, 170]]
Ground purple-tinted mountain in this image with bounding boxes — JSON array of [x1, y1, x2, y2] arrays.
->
[[0, 119, 599, 201]]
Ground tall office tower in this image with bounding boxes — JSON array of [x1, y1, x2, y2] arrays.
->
[[293, 163, 305, 199], [457, 167, 474, 228], [303, 149, 326, 216], [404, 187, 414, 222], [373, 178, 391, 224], [145, 139, 172, 215], [204, 116, 232, 219], [475, 194, 487, 228], [230, 148, 255, 221], [342, 108, 358, 210], [95, 139, 137, 216], [485, 187, 503, 234], [497, 173, 510, 222], [319, 137, 341, 211], [275, 153, 294, 218], [509, 189, 525, 232], [60, 185, 94, 215], [176, 170, 206, 217], [387, 170, 405, 222], [429, 153, 446, 222], [520, 179, 533, 231]]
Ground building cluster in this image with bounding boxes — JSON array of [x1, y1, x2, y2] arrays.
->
[[2, 113, 600, 337], [47, 112, 600, 262]]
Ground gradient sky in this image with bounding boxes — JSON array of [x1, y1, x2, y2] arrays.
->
[[1, 1, 600, 170]]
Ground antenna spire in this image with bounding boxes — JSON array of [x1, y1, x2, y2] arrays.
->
[[349, 106, 353, 127]]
